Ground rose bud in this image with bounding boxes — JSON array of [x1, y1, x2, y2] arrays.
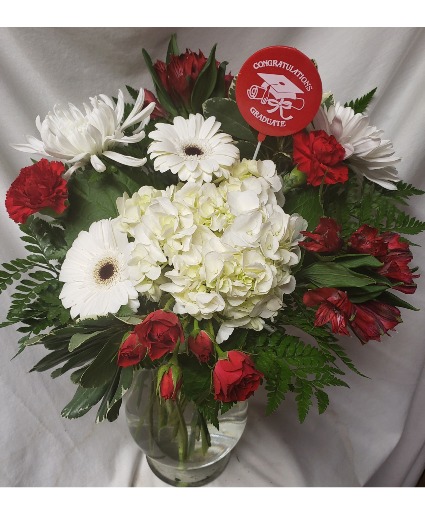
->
[[158, 365, 182, 400], [117, 331, 147, 367], [134, 310, 184, 360], [213, 350, 263, 402], [5, 159, 68, 224], [188, 330, 213, 363]]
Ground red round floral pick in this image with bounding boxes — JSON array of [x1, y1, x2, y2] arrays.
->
[[235, 46, 322, 139]]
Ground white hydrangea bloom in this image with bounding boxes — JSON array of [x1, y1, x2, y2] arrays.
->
[[114, 158, 306, 342]]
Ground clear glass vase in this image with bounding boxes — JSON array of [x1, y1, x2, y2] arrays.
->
[[125, 368, 248, 487]]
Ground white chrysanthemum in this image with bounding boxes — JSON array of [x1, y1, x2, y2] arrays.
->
[[311, 102, 400, 189], [148, 114, 239, 183], [13, 89, 155, 176], [59, 219, 139, 319]]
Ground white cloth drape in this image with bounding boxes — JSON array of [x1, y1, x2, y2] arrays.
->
[[1, 27, 424, 487]]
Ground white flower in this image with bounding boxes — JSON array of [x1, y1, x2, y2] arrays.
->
[[59, 219, 139, 319], [148, 114, 239, 183], [13, 89, 155, 176], [312, 102, 400, 190]]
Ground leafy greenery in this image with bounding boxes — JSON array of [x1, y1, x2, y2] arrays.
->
[[284, 186, 324, 230], [344, 87, 377, 113], [244, 329, 347, 421], [191, 44, 218, 113]]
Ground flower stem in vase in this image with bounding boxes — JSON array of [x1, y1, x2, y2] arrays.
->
[[174, 398, 189, 463]]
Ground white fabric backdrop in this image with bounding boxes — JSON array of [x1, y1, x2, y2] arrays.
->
[[0, 27, 424, 487]]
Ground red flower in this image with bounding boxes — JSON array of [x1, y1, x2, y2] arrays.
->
[[143, 89, 167, 119], [350, 300, 402, 343], [5, 159, 68, 224], [154, 49, 208, 107], [303, 288, 355, 335], [300, 217, 343, 253], [134, 310, 184, 360], [348, 225, 387, 257], [159, 367, 182, 400], [293, 130, 348, 187], [188, 330, 213, 363], [117, 332, 147, 367], [349, 226, 418, 293], [213, 350, 263, 402]]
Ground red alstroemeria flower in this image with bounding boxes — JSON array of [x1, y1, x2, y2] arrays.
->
[[5, 159, 68, 224], [348, 224, 387, 257], [300, 217, 343, 253], [293, 130, 349, 187], [303, 288, 355, 335], [350, 300, 402, 344], [142, 89, 168, 119], [154, 49, 208, 107]]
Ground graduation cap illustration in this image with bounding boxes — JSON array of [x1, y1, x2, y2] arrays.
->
[[257, 73, 304, 101]]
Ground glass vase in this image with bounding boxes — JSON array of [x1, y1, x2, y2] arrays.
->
[[125, 368, 248, 487]]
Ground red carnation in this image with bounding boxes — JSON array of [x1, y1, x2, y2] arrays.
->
[[348, 225, 387, 257], [143, 89, 167, 120], [5, 159, 68, 224], [213, 350, 263, 402], [300, 217, 343, 253], [293, 130, 348, 187], [303, 288, 354, 335], [117, 332, 147, 367], [350, 300, 402, 344], [135, 310, 184, 360], [188, 330, 213, 363]]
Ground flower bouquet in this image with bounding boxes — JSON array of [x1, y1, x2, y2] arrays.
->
[[2, 34, 424, 486]]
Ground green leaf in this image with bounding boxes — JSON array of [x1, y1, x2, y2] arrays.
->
[[210, 61, 228, 99], [126, 85, 139, 101], [344, 87, 377, 113], [191, 44, 218, 113], [180, 355, 212, 404], [302, 262, 377, 288], [106, 366, 134, 416], [96, 368, 122, 423], [68, 331, 106, 352], [334, 254, 383, 269], [61, 384, 109, 419], [295, 379, 313, 423], [166, 33, 179, 64], [235, 141, 260, 160], [315, 389, 330, 415], [142, 48, 179, 117], [79, 340, 120, 388], [228, 75, 237, 101], [378, 291, 420, 311], [202, 97, 256, 143], [284, 187, 324, 230]]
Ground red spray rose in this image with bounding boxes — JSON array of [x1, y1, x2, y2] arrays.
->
[[350, 300, 402, 344], [300, 217, 343, 253], [143, 89, 168, 119], [5, 159, 68, 224], [213, 350, 263, 402], [117, 332, 147, 367], [158, 366, 182, 400], [188, 330, 213, 363], [134, 310, 184, 360], [292, 130, 348, 187], [303, 288, 355, 336], [348, 225, 387, 257]]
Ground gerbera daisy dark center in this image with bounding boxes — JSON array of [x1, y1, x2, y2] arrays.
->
[[94, 257, 119, 285], [99, 262, 115, 280], [184, 145, 204, 156]]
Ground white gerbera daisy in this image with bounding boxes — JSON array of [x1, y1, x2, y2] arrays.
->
[[312, 102, 400, 189], [12, 89, 155, 176], [59, 219, 139, 319], [148, 113, 239, 183]]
